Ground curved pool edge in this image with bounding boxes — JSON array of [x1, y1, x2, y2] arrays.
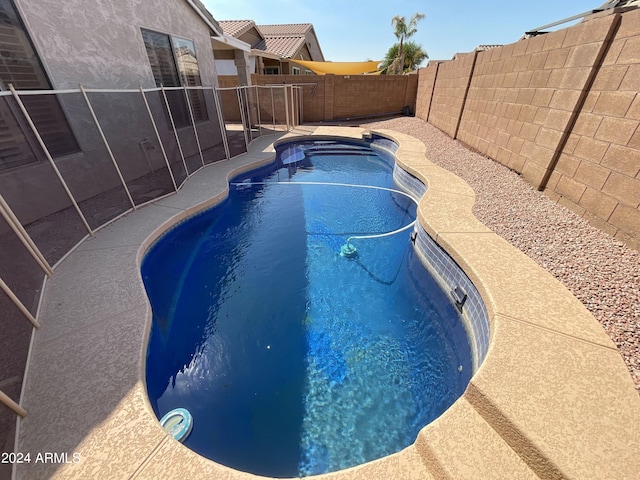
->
[[373, 128, 640, 480], [15, 127, 640, 480]]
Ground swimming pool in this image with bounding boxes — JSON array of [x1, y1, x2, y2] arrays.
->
[[142, 138, 473, 477]]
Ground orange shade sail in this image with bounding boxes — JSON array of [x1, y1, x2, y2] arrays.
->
[[291, 60, 382, 75]]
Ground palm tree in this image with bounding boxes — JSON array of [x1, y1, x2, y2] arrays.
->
[[381, 41, 428, 73], [390, 13, 425, 75]]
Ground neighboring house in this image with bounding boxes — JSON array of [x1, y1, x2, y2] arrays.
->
[[258, 23, 325, 75], [218, 20, 325, 75], [215, 20, 280, 76]]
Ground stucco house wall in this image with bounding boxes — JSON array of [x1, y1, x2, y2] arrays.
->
[[14, 0, 219, 89], [0, 0, 225, 226]]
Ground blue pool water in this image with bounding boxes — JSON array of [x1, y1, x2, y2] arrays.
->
[[143, 138, 473, 477]]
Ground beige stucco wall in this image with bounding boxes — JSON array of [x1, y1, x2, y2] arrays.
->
[[15, 0, 219, 89]]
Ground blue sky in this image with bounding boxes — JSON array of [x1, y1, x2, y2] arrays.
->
[[203, 0, 603, 64]]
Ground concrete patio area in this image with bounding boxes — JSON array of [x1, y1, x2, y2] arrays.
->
[[14, 127, 640, 479]]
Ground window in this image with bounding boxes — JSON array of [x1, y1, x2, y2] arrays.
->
[[264, 66, 279, 75], [292, 67, 301, 75], [305, 70, 313, 75], [172, 37, 202, 88], [172, 36, 207, 123], [141, 29, 180, 87], [0, 0, 79, 170], [141, 28, 208, 128]]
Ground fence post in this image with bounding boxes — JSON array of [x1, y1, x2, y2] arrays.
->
[[254, 86, 262, 137], [270, 87, 275, 131], [284, 86, 290, 131], [291, 87, 297, 127], [183, 87, 205, 167], [212, 87, 231, 161], [0, 389, 27, 418], [0, 195, 53, 276], [0, 276, 40, 329], [298, 86, 304, 124], [161, 86, 190, 177], [242, 88, 254, 142], [237, 87, 249, 149]]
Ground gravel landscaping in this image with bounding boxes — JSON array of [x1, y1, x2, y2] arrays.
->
[[356, 117, 640, 393]]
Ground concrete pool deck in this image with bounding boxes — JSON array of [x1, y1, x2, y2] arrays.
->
[[14, 126, 640, 479]]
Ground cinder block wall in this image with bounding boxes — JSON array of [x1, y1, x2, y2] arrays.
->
[[332, 74, 417, 120], [427, 52, 477, 138], [458, 14, 618, 188], [404, 72, 420, 112], [545, 9, 640, 245], [417, 8, 640, 249], [415, 63, 438, 120], [219, 74, 418, 123]]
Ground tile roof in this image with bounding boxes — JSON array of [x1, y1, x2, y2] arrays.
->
[[218, 20, 257, 38], [218, 21, 323, 61], [257, 23, 313, 36], [254, 36, 307, 59], [257, 24, 320, 59]]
